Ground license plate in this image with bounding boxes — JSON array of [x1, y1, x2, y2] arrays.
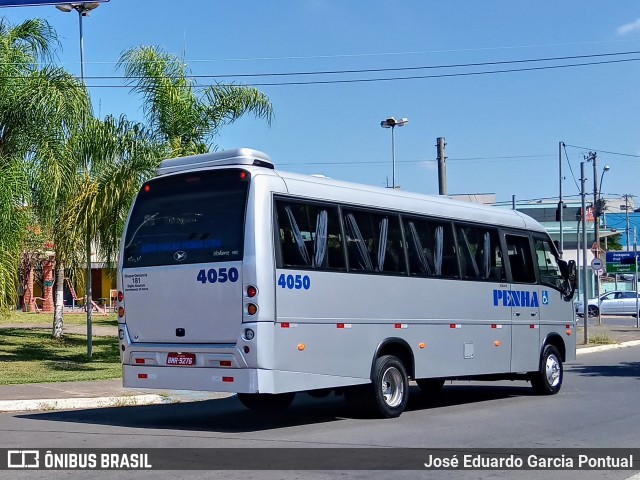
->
[[166, 352, 196, 366]]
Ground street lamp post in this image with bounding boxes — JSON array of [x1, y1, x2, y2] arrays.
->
[[380, 117, 408, 189], [56, 1, 101, 358], [56, 2, 101, 82], [594, 164, 610, 326]]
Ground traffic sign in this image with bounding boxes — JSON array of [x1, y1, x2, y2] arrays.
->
[[590, 258, 603, 271], [605, 251, 639, 274]]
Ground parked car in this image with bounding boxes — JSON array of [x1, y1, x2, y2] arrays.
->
[[575, 291, 640, 317]]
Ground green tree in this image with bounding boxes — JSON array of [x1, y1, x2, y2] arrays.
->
[[117, 46, 273, 156], [56, 115, 163, 354], [602, 233, 623, 251], [0, 18, 89, 312]]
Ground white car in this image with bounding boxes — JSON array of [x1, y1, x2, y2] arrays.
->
[[575, 291, 640, 317]]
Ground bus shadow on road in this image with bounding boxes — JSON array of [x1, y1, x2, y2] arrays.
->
[[18, 384, 530, 433], [568, 361, 640, 379]]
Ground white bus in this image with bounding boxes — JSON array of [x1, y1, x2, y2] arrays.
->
[[117, 148, 577, 418]]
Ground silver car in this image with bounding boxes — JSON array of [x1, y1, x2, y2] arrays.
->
[[575, 291, 640, 317]]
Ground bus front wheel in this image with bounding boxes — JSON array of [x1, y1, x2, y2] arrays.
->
[[236, 392, 296, 410], [530, 345, 563, 395]]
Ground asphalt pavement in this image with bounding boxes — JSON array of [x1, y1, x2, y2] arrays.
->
[[1, 317, 639, 414]]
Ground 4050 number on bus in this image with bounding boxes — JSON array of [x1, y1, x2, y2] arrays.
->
[[196, 267, 239, 284], [277, 274, 311, 290]]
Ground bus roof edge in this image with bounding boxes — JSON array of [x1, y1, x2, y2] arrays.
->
[[157, 148, 274, 175]]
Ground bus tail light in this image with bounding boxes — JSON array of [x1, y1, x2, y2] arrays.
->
[[118, 307, 125, 318], [118, 291, 124, 302], [247, 285, 257, 298], [247, 304, 257, 315]]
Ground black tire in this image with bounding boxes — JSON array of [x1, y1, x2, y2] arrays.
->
[[587, 305, 599, 318], [369, 355, 409, 418], [530, 345, 563, 395], [416, 378, 445, 393], [236, 392, 296, 410]]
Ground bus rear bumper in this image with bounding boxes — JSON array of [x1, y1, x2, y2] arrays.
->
[[122, 365, 367, 394]]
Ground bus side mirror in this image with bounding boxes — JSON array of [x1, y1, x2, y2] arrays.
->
[[558, 259, 577, 301]]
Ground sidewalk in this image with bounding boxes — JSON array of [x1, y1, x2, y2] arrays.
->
[[1, 320, 639, 414]]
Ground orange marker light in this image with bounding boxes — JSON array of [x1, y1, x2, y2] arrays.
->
[[118, 307, 125, 318], [418, 342, 426, 349], [566, 329, 572, 336], [494, 341, 501, 347], [297, 344, 306, 351]]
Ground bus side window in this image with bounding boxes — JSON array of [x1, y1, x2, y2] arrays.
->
[[505, 234, 536, 284], [343, 209, 405, 274], [275, 200, 345, 270], [455, 225, 505, 281], [403, 217, 457, 278]]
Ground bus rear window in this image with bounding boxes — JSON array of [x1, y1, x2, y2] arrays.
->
[[122, 170, 249, 268]]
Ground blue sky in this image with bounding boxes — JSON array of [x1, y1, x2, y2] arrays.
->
[[2, 0, 640, 204]]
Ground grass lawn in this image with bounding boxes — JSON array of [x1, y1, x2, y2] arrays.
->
[[0, 312, 121, 385], [4, 310, 118, 328]]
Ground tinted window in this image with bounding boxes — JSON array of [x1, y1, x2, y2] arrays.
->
[[455, 225, 505, 281], [505, 234, 536, 284], [275, 200, 345, 270], [403, 217, 457, 277], [343, 209, 405, 274], [123, 170, 248, 268]]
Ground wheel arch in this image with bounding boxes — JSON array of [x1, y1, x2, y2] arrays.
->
[[370, 337, 415, 379], [541, 333, 566, 362]]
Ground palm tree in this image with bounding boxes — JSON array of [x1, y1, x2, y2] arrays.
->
[[56, 114, 164, 355], [0, 18, 90, 313], [117, 46, 273, 156]]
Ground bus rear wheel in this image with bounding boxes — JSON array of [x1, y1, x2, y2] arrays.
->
[[530, 345, 563, 395], [370, 355, 409, 418], [236, 392, 296, 410]]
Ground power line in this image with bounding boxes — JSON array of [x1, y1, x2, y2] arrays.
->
[[3, 51, 640, 88], [47, 49, 640, 80], [562, 143, 581, 192], [279, 154, 554, 167], [563, 143, 640, 158]]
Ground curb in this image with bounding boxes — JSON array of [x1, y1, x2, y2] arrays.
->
[[576, 340, 640, 355], [0, 394, 170, 413], [0, 391, 235, 414]]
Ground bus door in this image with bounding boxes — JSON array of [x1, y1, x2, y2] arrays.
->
[[505, 234, 540, 372]]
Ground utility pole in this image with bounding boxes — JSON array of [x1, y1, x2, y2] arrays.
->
[[586, 151, 602, 325], [635, 228, 639, 328], [436, 137, 447, 195], [623, 194, 632, 251], [581, 161, 589, 344], [558, 141, 564, 257]]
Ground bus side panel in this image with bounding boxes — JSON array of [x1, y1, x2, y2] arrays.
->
[[273, 270, 513, 380]]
